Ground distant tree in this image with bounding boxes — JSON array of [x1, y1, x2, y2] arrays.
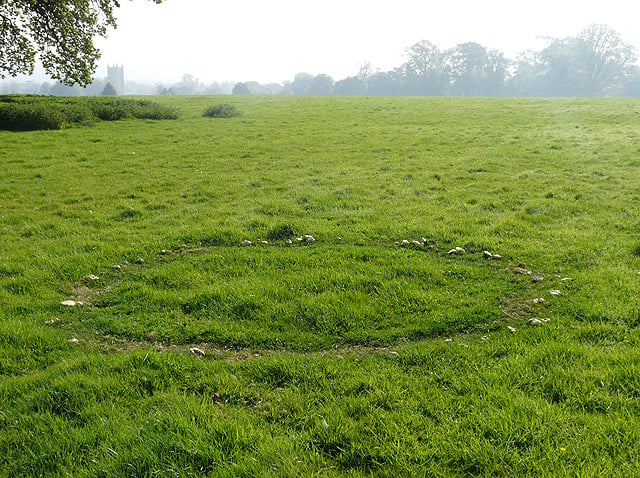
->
[[401, 40, 448, 95], [310, 74, 334, 95], [334, 76, 366, 95], [289, 73, 315, 95], [444, 42, 509, 96], [101, 82, 117, 96], [0, 1, 163, 86], [367, 70, 401, 96], [168, 74, 201, 95], [232, 82, 251, 95], [576, 24, 637, 96], [49, 81, 83, 96]]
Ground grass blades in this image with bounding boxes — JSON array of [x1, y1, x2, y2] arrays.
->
[[1, 96, 639, 475]]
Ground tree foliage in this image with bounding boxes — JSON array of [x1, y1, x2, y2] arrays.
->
[[0, 0, 162, 86]]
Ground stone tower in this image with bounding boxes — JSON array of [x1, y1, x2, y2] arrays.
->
[[107, 65, 125, 95]]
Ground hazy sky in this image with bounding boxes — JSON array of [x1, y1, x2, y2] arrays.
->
[[94, 0, 640, 85]]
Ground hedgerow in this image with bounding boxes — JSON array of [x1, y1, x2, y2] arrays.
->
[[0, 95, 180, 131]]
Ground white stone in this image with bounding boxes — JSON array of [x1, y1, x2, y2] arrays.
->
[[388, 351, 398, 359], [189, 347, 206, 357], [240, 239, 252, 247], [61, 300, 77, 307], [549, 290, 561, 296]]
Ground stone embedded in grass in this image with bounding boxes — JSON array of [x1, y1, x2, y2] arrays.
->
[[189, 347, 206, 357], [549, 290, 561, 296], [528, 317, 551, 325], [161, 249, 172, 255], [45, 317, 60, 325], [401, 240, 410, 247], [240, 239, 252, 247], [68, 337, 80, 343], [514, 266, 530, 275], [304, 234, 315, 243], [135, 257, 145, 264], [87, 274, 99, 281], [388, 351, 398, 359], [285, 239, 293, 245], [491, 254, 501, 260], [533, 297, 545, 304], [444, 338, 453, 343], [261, 240, 269, 245], [113, 264, 121, 271], [532, 273, 543, 282], [483, 251, 493, 259], [481, 335, 489, 341], [507, 326, 517, 332], [61, 300, 77, 307], [448, 247, 465, 255]]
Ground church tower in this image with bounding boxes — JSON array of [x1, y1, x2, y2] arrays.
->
[[107, 65, 125, 95]]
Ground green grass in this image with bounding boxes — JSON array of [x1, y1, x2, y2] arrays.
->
[[1, 96, 640, 476]]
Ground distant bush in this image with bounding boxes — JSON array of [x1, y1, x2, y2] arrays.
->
[[204, 103, 241, 118], [0, 95, 180, 131]]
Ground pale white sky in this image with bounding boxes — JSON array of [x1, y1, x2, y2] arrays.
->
[[93, 0, 640, 84]]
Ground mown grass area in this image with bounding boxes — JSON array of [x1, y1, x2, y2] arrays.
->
[[1, 96, 639, 476]]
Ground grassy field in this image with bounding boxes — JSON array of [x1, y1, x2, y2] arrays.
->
[[1, 95, 639, 476]]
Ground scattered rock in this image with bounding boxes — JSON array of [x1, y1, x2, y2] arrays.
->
[[413, 240, 424, 247], [45, 317, 60, 325], [507, 326, 517, 333], [444, 338, 453, 343], [68, 337, 80, 343], [491, 254, 502, 260], [304, 234, 315, 243], [135, 257, 145, 264], [448, 247, 465, 255], [549, 290, 561, 296], [483, 251, 493, 259], [240, 239, 252, 247], [401, 240, 410, 247], [322, 419, 330, 429], [61, 300, 77, 307], [388, 351, 398, 359], [285, 239, 293, 245], [189, 347, 206, 357], [532, 273, 544, 283], [296, 236, 304, 242], [528, 318, 543, 325], [113, 264, 122, 271], [87, 274, 99, 281], [161, 249, 172, 255], [514, 267, 530, 275], [560, 277, 572, 282], [533, 297, 545, 304], [261, 240, 269, 245], [122, 261, 129, 266], [481, 335, 489, 341]]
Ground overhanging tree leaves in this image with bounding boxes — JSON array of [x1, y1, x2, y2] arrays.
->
[[0, 0, 162, 86]]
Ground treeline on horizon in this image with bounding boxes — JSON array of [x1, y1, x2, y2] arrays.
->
[[3, 24, 640, 98]]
